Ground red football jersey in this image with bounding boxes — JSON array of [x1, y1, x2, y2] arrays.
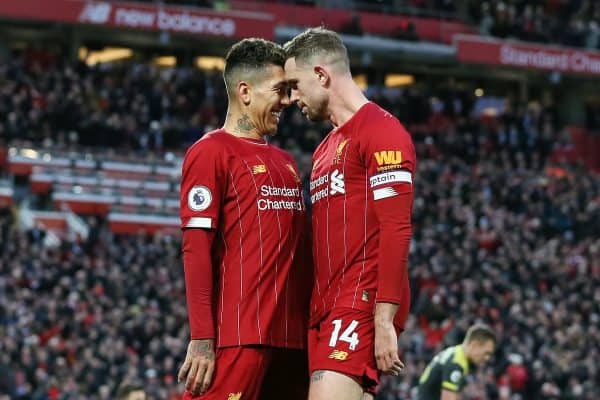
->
[[180, 129, 311, 349], [308, 102, 416, 325]]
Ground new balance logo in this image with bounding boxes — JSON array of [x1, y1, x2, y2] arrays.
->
[[330, 169, 345, 195], [78, 2, 112, 24], [328, 350, 349, 360], [252, 164, 266, 174]]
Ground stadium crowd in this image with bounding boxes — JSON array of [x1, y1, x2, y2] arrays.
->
[[470, 1, 600, 50], [0, 52, 599, 399], [124, 0, 600, 49]]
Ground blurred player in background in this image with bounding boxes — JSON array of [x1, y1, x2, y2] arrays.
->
[[117, 382, 146, 400], [284, 27, 415, 399], [177, 38, 311, 400], [417, 324, 497, 400]]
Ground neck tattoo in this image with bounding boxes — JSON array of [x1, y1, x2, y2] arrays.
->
[[234, 114, 256, 134]]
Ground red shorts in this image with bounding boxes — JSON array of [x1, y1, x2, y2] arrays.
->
[[182, 346, 308, 400], [308, 308, 379, 395]]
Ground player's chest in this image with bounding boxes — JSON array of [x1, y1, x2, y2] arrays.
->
[[309, 135, 363, 205], [226, 152, 302, 197]]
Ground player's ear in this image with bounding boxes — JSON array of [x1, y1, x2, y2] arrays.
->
[[237, 81, 252, 105], [313, 65, 330, 87]]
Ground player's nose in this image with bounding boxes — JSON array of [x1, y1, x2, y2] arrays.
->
[[289, 88, 300, 104], [280, 92, 291, 107]]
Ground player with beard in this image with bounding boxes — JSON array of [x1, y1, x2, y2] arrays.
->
[[284, 28, 415, 399]]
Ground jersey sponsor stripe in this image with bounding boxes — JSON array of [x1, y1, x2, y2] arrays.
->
[[242, 159, 264, 344], [260, 155, 286, 344], [257, 155, 281, 305], [229, 171, 244, 345], [218, 231, 228, 345], [352, 168, 369, 307], [325, 165, 333, 282], [333, 139, 351, 309], [185, 217, 212, 228], [313, 201, 326, 314]]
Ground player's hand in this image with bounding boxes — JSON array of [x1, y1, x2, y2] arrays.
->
[[374, 321, 404, 376], [178, 339, 216, 396]]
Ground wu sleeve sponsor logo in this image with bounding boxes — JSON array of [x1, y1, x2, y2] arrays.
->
[[374, 150, 402, 171]]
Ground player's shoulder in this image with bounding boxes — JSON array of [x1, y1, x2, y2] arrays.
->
[[185, 129, 228, 158], [356, 102, 411, 140], [269, 142, 296, 163], [369, 102, 409, 131], [446, 346, 469, 373]]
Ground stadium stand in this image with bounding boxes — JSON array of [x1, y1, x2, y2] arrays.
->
[[118, 0, 600, 49]]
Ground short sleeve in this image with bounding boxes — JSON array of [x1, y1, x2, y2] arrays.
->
[[360, 115, 416, 202], [441, 363, 466, 393], [180, 139, 225, 230]]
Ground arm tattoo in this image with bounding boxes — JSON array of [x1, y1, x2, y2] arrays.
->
[[234, 114, 256, 134], [311, 370, 326, 382]]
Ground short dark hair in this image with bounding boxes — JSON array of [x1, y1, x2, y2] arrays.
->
[[223, 38, 285, 95], [117, 382, 144, 400], [283, 27, 349, 71], [464, 324, 496, 345]]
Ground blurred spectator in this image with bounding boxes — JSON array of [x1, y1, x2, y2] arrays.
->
[[392, 21, 419, 41], [341, 13, 365, 36], [470, 0, 600, 49], [117, 381, 146, 400]]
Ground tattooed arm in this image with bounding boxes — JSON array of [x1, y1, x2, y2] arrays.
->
[[178, 339, 216, 396]]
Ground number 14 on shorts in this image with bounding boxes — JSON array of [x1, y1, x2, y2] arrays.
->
[[329, 319, 360, 351]]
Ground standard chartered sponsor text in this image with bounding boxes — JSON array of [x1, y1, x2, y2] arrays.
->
[[500, 45, 569, 70], [310, 174, 328, 191], [258, 199, 303, 211], [310, 174, 329, 204], [260, 185, 300, 197], [257, 185, 303, 211], [500, 44, 600, 75], [311, 188, 328, 204]]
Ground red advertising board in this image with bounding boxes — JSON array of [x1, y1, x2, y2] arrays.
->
[[108, 213, 180, 235], [0, 0, 274, 39], [231, 1, 474, 44], [456, 34, 600, 76]]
